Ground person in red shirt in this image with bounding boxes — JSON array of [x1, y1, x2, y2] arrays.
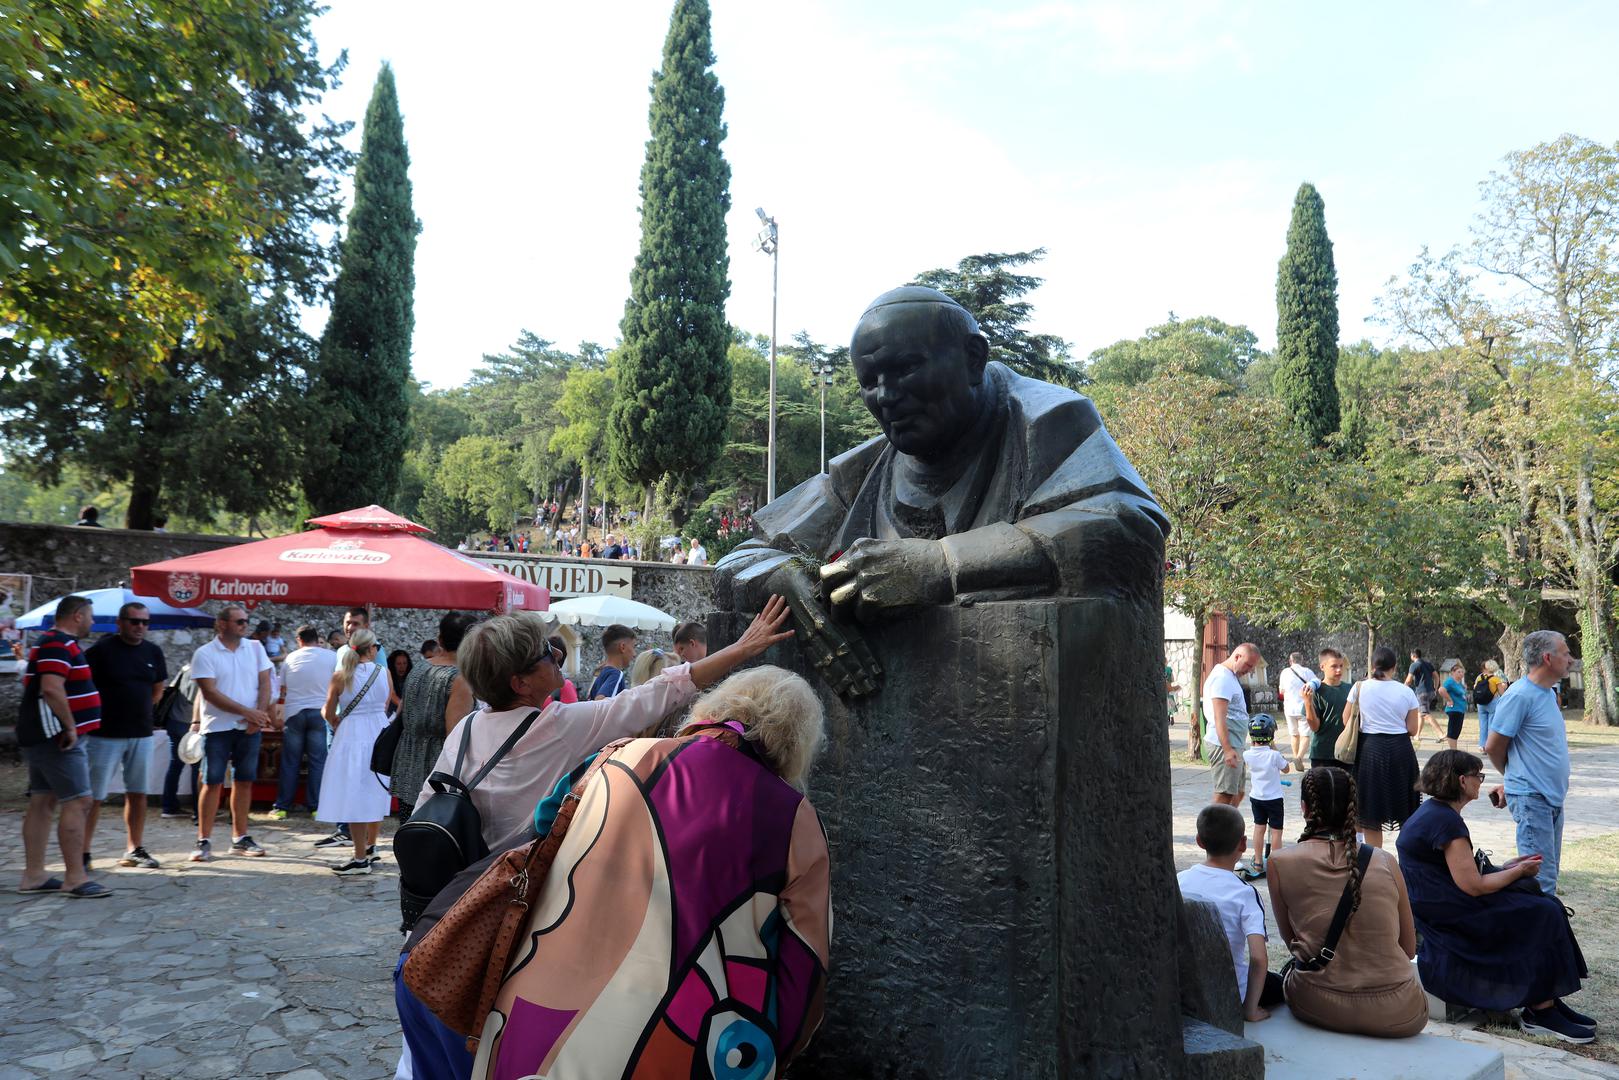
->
[[16, 594, 110, 898]]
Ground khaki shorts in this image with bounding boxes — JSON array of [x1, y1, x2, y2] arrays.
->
[[1209, 750, 1249, 796]]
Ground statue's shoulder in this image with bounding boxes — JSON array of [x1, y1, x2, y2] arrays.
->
[[991, 363, 1102, 448], [827, 434, 886, 503]]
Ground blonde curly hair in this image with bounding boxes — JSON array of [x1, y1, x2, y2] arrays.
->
[[682, 666, 825, 790]]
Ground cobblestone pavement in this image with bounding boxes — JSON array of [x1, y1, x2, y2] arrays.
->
[[0, 811, 405, 1080], [1171, 723, 1619, 1080]]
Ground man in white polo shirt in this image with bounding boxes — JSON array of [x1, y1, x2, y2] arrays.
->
[[188, 605, 273, 862], [1277, 651, 1319, 770], [271, 625, 337, 820]]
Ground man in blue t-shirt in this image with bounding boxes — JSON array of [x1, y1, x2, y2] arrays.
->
[[588, 624, 638, 700], [1485, 629, 1573, 895]]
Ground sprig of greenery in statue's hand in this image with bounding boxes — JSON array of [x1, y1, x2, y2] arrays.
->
[[767, 558, 882, 698]]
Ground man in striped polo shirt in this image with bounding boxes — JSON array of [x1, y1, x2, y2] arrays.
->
[[16, 594, 112, 898]]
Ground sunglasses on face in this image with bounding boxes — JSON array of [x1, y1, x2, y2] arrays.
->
[[524, 642, 564, 672], [122, 618, 150, 626], [221, 618, 249, 626]]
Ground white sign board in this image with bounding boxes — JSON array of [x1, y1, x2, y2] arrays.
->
[[471, 556, 633, 600]]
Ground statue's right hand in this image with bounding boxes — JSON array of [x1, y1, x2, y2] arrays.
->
[[768, 561, 882, 697]]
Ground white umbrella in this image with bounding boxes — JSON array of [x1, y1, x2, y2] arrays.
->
[[547, 595, 677, 633]]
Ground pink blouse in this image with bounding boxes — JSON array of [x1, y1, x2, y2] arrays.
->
[[415, 662, 698, 847]]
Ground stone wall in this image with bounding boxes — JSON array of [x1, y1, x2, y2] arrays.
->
[[0, 522, 715, 714]]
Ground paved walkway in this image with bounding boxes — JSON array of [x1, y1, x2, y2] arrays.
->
[[1170, 722, 1619, 1080], [0, 814, 404, 1080], [0, 727, 1613, 1080]]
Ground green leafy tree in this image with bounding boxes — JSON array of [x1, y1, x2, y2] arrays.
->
[[1085, 314, 1262, 387], [611, 0, 733, 498], [909, 249, 1079, 386], [304, 64, 418, 514], [424, 436, 527, 534], [552, 363, 619, 542], [0, 19, 350, 528], [1104, 368, 1314, 741], [0, 0, 338, 387], [1273, 182, 1341, 444]]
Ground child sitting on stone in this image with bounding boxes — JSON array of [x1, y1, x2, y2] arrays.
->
[[1178, 804, 1282, 1022], [1242, 714, 1291, 880]]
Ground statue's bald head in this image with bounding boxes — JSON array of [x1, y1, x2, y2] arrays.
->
[[850, 285, 993, 460]]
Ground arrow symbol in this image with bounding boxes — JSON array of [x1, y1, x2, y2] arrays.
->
[[607, 578, 629, 587]]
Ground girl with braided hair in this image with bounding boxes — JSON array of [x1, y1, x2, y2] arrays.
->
[[1266, 767, 1428, 1037]]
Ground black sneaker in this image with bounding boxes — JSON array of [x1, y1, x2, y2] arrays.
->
[[331, 858, 372, 876], [1554, 999, 1598, 1028], [366, 844, 382, 864], [83, 852, 92, 872], [231, 835, 266, 857], [313, 832, 349, 849], [1522, 1005, 1595, 1044], [118, 847, 160, 869]]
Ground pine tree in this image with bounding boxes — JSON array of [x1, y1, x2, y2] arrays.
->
[[304, 63, 417, 514], [611, 0, 732, 494], [1273, 182, 1340, 445]]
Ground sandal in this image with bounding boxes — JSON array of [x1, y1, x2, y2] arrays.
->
[[66, 881, 113, 899], [16, 877, 64, 895]]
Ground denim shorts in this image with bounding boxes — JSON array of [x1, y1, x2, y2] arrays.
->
[[202, 729, 262, 786], [87, 734, 155, 799], [22, 740, 93, 802]]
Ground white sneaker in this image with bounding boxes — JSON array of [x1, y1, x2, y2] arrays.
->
[[189, 839, 212, 862], [331, 858, 372, 876]]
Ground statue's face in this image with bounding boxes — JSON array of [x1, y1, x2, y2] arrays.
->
[[851, 304, 988, 459]]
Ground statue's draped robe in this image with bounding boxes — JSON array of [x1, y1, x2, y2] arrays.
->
[[715, 362, 1170, 611]]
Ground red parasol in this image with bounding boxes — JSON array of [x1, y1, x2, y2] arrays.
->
[[130, 506, 548, 613]]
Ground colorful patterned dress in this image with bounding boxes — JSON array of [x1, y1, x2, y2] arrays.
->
[[470, 726, 831, 1080]]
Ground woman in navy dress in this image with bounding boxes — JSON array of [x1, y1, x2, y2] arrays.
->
[[1397, 750, 1593, 1044]]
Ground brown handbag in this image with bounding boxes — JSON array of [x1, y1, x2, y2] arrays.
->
[[401, 738, 632, 1051]]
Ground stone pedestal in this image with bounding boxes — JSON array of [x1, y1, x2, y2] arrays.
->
[[712, 597, 1194, 1078]]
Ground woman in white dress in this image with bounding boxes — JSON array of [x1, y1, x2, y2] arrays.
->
[[318, 629, 392, 875]]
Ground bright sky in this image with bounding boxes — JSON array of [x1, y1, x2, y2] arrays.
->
[[309, 0, 1619, 389]]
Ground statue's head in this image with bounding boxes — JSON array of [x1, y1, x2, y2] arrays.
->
[[851, 286, 991, 459]]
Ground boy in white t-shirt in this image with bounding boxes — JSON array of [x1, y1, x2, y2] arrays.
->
[[1240, 714, 1291, 879], [1177, 804, 1277, 1022]]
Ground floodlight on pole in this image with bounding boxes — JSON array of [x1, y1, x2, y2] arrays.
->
[[811, 357, 836, 475], [754, 208, 780, 503]]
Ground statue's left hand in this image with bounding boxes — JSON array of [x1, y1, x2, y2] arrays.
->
[[821, 538, 953, 625]]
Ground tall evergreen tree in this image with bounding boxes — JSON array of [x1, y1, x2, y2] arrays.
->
[[611, 0, 732, 495], [1273, 182, 1341, 444], [304, 63, 417, 514]]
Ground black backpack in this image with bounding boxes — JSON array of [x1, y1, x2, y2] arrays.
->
[[1473, 673, 1496, 706], [394, 708, 540, 931]]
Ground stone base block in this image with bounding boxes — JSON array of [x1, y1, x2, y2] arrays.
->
[[713, 597, 1187, 1078], [1183, 1017, 1265, 1080]]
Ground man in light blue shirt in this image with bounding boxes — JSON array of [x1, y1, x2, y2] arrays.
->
[[1485, 630, 1573, 895]]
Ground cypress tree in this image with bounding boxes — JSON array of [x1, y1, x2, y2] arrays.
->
[[611, 0, 732, 493], [304, 63, 417, 513], [1273, 182, 1340, 445]]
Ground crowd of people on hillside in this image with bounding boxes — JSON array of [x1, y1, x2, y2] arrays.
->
[[1184, 630, 1594, 1045]]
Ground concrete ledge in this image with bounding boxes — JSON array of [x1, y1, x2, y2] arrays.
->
[[1247, 1004, 1505, 1079]]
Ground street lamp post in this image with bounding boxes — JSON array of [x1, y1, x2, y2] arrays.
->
[[754, 208, 779, 503], [811, 358, 836, 474]]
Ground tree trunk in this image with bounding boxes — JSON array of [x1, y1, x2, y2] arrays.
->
[[579, 464, 591, 546], [1189, 608, 1207, 761], [1550, 459, 1619, 725], [125, 462, 162, 530], [1365, 618, 1376, 678]]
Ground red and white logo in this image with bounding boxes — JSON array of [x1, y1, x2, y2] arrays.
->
[[167, 572, 204, 606]]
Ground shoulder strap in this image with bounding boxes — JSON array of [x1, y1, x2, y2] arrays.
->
[[462, 709, 543, 793], [337, 663, 382, 722], [450, 710, 477, 780], [1301, 843, 1375, 970]]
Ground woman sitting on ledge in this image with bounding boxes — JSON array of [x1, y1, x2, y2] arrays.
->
[[1396, 750, 1593, 1044], [1267, 766, 1428, 1037]]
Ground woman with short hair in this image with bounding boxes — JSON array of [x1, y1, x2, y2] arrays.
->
[[1267, 767, 1427, 1038], [1397, 750, 1592, 1043], [318, 629, 392, 875], [467, 664, 830, 1077], [1340, 646, 1421, 847]]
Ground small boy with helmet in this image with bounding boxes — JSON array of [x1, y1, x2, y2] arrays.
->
[[1240, 714, 1291, 880]]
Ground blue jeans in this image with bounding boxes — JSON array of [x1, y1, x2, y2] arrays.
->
[[394, 953, 472, 1080], [1509, 791, 1565, 896], [1477, 702, 1495, 749], [275, 708, 329, 811], [162, 714, 199, 815], [202, 729, 262, 785]]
